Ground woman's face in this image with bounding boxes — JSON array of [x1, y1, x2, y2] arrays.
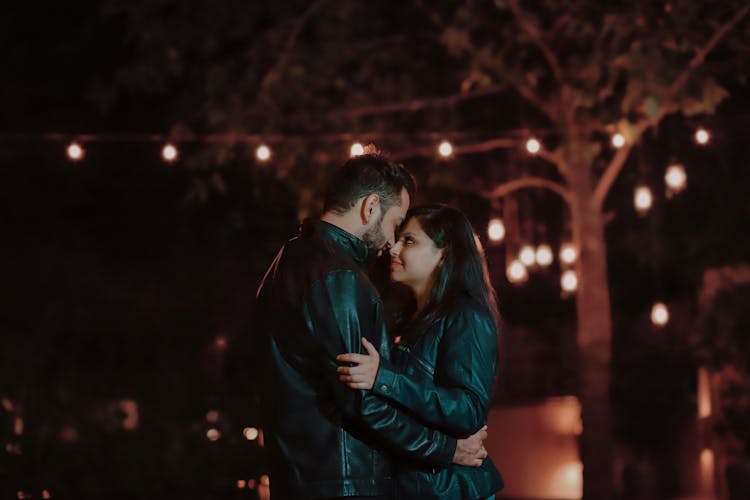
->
[[389, 218, 444, 291]]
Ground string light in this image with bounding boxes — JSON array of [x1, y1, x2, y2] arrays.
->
[[487, 218, 505, 242], [507, 260, 528, 284], [350, 142, 365, 157], [42, 491, 51, 500], [206, 410, 219, 423], [634, 185, 653, 214], [665, 164, 687, 195], [560, 244, 577, 265], [256, 144, 271, 162], [237, 480, 247, 489], [536, 244, 553, 267], [161, 143, 178, 163], [695, 127, 710, 145], [651, 302, 669, 326], [438, 140, 453, 157], [611, 133, 626, 149], [561, 270, 578, 292], [206, 428, 221, 441], [525, 138, 541, 154], [66, 141, 85, 161], [243, 427, 259, 440], [519, 245, 536, 267]]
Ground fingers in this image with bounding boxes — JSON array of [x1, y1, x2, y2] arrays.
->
[[336, 353, 367, 364], [361, 337, 378, 355]]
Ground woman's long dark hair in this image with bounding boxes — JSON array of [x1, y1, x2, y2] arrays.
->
[[394, 204, 500, 340]]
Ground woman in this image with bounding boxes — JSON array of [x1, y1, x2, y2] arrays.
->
[[336, 205, 504, 499]]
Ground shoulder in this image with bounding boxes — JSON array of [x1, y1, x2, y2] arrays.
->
[[443, 295, 497, 339]]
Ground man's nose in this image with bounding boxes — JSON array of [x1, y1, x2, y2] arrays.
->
[[389, 241, 402, 257]]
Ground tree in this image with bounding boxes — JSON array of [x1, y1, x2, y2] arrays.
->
[[105, 1, 750, 497]]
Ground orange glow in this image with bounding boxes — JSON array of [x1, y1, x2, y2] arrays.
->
[[634, 185, 653, 214], [526, 138, 541, 154], [561, 270, 578, 292], [559, 244, 577, 265], [206, 428, 221, 441], [700, 448, 715, 495], [350, 142, 365, 157], [611, 133, 626, 148], [536, 245, 553, 267], [206, 410, 219, 423], [519, 245, 536, 267], [237, 479, 247, 489], [698, 367, 711, 419], [243, 427, 259, 440], [651, 302, 669, 327], [42, 491, 51, 500]]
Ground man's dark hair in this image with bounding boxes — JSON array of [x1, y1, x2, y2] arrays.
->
[[323, 154, 416, 214]]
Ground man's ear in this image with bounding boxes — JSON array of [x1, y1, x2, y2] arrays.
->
[[360, 194, 381, 224]]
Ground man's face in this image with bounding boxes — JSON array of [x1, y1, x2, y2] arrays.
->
[[362, 188, 410, 255]]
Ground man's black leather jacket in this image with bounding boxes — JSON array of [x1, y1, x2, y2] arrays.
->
[[252, 220, 457, 499]]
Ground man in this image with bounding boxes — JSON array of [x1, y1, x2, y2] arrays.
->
[[252, 154, 487, 499]]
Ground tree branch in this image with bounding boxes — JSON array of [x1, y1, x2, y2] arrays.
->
[[327, 84, 507, 119], [506, 0, 564, 84], [482, 177, 572, 205], [593, 5, 749, 209], [258, 0, 327, 92]]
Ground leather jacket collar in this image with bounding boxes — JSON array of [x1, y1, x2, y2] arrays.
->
[[301, 219, 369, 267]]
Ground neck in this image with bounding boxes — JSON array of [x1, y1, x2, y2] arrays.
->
[[320, 211, 364, 240], [412, 281, 432, 313]]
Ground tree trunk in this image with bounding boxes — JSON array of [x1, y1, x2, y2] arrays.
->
[[571, 169, 615, 499]]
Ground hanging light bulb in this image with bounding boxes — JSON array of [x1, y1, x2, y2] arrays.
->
[[487, 218, 505, 242], [611, 133, 626, 149], [519, 245, 536, 267], [350, 142, 365, 157], [243, 427, 259, 440], [694, 127, 710, 146], [651, 302, 669, 326], [256, 144, 271, 162], [634, 185, 653, 214], [561, 270, 578, 292], [665, 164, 687, 195], [161, 143, 179, 163], [559, 244, 578, 265], [536, 244, 553, 267], [66, 141, 85, 161], [206, 428, 221, 441], [526, 138, 541, 154], [507, 260, 528, 283], [438, 140, 453, 157]]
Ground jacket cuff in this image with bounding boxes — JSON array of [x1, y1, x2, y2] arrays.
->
[[372, 358, 400, 398], [437, 434, 458, 466]]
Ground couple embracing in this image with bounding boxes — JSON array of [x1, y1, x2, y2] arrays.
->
[[251, 153, 504, 499]]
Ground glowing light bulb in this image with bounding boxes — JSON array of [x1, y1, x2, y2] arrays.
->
[[519, 245, 536, 267], [507, 260, 528, 284], [611, 133, 626, 149], [665, 164, 687, 194], [536, 244, 553, 267], [651, 302, 669, 326], [207, 428, 221, 441], [634, 185, 653, 214], [243, 427, 259, 440], [66, 141, 84, 161], [526, 138, 541, 154], [350, 142, 365, 157], [438, 141, 453, 157], [695, 128, 710, 145], [161, 143, 178, 163], [560, 244, 577, 265], [256, 144, 271, 162], [561, 270, 578, 292], [487, 218, 505, 242]]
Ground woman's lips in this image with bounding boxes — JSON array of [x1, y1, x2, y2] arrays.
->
[[390, 261, 403, 270]]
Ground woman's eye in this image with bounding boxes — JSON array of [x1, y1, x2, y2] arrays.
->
[[405, 237, 414, 244]]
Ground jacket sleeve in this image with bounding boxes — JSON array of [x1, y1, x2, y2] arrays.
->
[[306, 270, 457, 466], [372, 306, 499, 436]]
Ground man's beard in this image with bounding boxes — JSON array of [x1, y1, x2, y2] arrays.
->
[[362, 210, 388, 255]]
